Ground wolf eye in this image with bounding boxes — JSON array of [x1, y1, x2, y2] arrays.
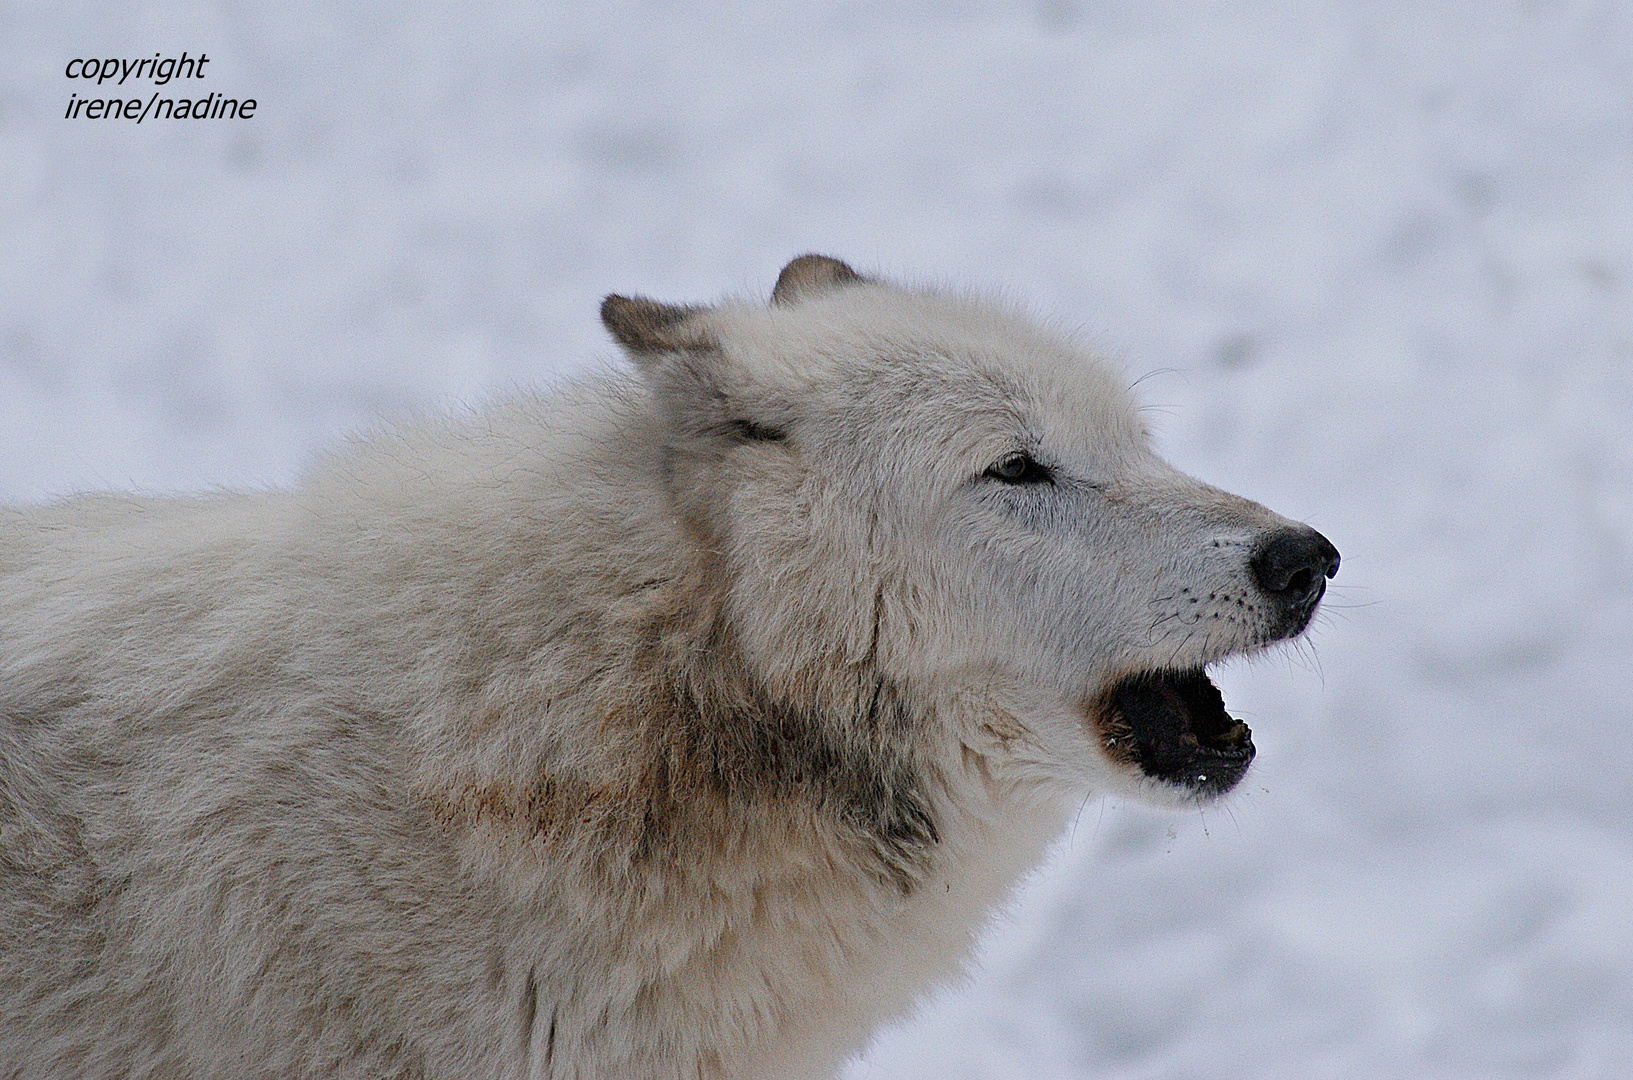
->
[[984, 452, 1052, 485]]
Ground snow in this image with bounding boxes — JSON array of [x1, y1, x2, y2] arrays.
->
[[4, 2, 1632, 1075]]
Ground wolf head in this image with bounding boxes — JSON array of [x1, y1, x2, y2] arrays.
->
[[603, 256, 1337, 809]]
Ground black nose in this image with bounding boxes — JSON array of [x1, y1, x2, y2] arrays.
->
[[1250, 527, 1340, 610]]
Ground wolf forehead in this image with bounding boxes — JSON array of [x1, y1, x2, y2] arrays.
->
[[601, 256, 1150, 467]]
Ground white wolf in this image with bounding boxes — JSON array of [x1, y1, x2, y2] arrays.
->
[[0, 256, 1337, 1079]]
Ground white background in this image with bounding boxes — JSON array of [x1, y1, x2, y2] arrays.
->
[[3, 3, 1631, 1076]]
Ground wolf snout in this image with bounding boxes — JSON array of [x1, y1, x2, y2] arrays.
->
[[1250, 527, 1339, 626]]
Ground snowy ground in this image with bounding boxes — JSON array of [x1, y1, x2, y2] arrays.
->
[[4, 2, 1632, 1076]]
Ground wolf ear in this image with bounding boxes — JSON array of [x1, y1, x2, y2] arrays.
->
[[771, 254, 864, 306], [601, 295, 715, 362], [602, 292, 791, 451]]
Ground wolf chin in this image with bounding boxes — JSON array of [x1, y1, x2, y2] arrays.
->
[[0, 257, 1337, 1079]]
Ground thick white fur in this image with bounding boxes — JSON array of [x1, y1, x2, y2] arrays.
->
[[0, 261, 1309, 1079]]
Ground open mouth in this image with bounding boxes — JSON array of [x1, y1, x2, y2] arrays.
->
[[1093, 669, 1254, 798]]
